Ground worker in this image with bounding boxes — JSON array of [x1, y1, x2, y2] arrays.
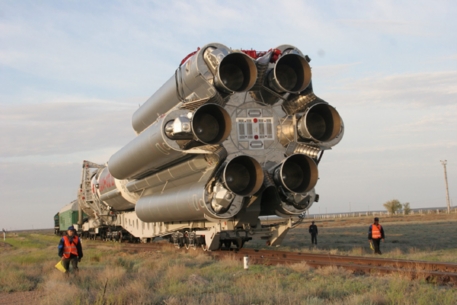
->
[[309, 221, 318, 245], [368, 217, 385, 254], [58, 226, 83, 273]]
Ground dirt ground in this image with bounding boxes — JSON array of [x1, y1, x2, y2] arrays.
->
[[0, 291, 45, 305]]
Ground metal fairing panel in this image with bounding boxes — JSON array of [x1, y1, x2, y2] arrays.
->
[[96, 167, 135, 211]]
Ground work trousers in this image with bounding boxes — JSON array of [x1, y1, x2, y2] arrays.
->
[[62, 256, 79, 273], [372, 238, 382, 254], [311, 234, 317, 245]]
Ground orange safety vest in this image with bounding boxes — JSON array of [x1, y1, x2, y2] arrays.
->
[[371, 224, 382, 239], [63, 236, 79, 259]]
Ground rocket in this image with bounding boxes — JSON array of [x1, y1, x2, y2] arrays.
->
[[78, 42, 344, 248]]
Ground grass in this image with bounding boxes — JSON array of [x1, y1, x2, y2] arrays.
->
[[0, 214, 457, 304], [249, 214, 457, 263]]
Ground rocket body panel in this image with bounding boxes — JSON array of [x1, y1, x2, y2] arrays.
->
[[132, 76, 180, 135], [222, 96, 288, 163], [97, 167, 116, 193], [126, 155, 214, 193], [109, 103, 232, 181], [132, 43, 224, 134], [94, 167, 135, 211], [100, 191, 134, 211], [135, 166, 244, 222], [131, 43, 258, 134], [108, 116, 188, 180]]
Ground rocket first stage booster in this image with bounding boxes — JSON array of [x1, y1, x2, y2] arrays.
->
[[77, 42, 344, 249]]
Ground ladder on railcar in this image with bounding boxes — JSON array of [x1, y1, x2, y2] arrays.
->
[[78, 160, 106, 219]]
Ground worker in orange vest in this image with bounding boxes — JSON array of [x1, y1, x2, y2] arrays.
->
[[368, 217, 385, 254], [58, 226, 83, 272]]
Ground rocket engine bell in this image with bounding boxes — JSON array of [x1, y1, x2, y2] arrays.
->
[[222, 155, 264, 196], [267, 51, 311, 94], [84, 42, 344, 227], [164, 103, 232, 144], [272, 154, 318, 194]]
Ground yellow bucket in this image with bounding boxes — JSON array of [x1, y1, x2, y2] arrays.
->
[[55, 260, 66, 273]]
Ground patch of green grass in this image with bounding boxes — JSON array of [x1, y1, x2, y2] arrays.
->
[[4, 234, 56, 249], [7, 250, 49, 264]]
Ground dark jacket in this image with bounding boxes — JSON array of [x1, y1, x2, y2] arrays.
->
[[58, 235, 83, 258], [368, 224, 385, 240], [309, 224, 318, 235]]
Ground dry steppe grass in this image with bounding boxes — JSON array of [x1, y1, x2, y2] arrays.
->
[[1, 213, 457, 304], [253, 213, 457, 262]]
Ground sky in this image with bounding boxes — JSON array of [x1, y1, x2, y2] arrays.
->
[[1, 0, 456, 229]]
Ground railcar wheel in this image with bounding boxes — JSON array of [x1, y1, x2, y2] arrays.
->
[[222, 240, 232, 250], [184, 231, 190, 250], [233, 238, 244, 250]]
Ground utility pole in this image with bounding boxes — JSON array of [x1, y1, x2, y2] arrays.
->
[[440, 160, 451, 213]]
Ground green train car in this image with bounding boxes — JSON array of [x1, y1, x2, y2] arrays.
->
[[54, 213, 59, 235], [57, 200, 87, 234]]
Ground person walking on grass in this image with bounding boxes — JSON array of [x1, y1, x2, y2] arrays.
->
[[368, 217, 385, 254], [309, 221, 318, 246], [58, 226, 83, 273]]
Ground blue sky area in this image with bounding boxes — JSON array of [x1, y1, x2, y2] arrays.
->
[[1, 0, 456, 229]]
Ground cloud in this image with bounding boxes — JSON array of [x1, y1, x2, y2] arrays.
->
[[0, 2, 181, 93], [338, 140, 457, 155], [313, 62, 362, 78], [385, 106, 457, 134], [337, 19, 434, 37], [323, 70, 457, 108], [0, 161, 81, 229], [0, 96, 138, 158]]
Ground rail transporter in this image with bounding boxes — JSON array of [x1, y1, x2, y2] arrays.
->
[[63, 43, 344, 250]]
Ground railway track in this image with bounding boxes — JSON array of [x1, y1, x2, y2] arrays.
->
[[118, 242, 457, 285]]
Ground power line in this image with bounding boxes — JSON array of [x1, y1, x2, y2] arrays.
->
[[440, 160, 451, 213]]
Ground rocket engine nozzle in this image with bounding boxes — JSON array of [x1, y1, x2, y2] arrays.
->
[[222, 155, 264, 196], [268, 53, 311, 94], [297, 103, 342, 143], [273, 154, 318, 194], [214, 52, 258, 93], [165, 104, 231, 145], [192, 104, 232, 144]]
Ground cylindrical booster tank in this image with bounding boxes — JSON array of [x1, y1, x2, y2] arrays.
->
[[135, 155, 264, 223], [132, 43, 257, 134], [108, 103, 232, 180]]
